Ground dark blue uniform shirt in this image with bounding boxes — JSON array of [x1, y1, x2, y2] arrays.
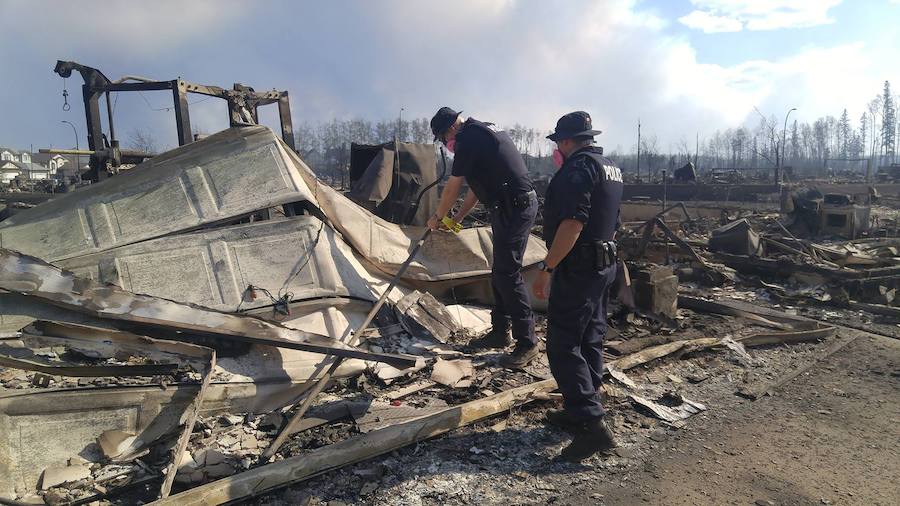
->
[[451, 118, 533, 205], [543, 146, 623, 248]]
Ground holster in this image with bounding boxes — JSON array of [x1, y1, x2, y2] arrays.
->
[[568, 240, 618, 270], [496, 185, 535, 215]]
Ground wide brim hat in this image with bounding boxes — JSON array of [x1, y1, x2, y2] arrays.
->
[[431, 107, 462, 140], [547, 111, 602, 141]]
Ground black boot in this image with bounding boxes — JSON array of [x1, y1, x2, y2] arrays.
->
[[500, 342, 540, 369], [559, 416, 617, 462], [469, 327, 512, 349], [545, 409, 582, 432]]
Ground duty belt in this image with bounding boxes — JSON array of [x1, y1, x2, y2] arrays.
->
[[566, 240, 618, 270], [510, 189, 536, 209], [492, 188, 536, 214]]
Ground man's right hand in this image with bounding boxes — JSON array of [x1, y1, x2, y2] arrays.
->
[[427, 215, 441, 231]]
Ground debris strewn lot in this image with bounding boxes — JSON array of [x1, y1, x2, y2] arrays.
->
[[1, 126, 899, 505]]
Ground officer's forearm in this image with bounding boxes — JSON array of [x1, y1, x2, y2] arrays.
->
[[454, 191, 479, 221], [545, 219, 584, 269], [435, 176, 464, 218]]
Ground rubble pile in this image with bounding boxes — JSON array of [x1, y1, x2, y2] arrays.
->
[[1, 124, 894, 505]]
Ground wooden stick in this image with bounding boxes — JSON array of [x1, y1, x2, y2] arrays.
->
[[775, 220, 819, 260], [737, 333, 858, 400], [158, 350, 216, 498], [611, 338, 720, 371], [762, 236, 807, 257], [848, 301, 900, 319]]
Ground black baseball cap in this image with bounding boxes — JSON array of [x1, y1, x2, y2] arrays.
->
[[547, 111, 602, 142], [431, 106, 462, 140]]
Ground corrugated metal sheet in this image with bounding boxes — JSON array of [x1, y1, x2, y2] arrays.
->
[[56, 217, 374, 313]]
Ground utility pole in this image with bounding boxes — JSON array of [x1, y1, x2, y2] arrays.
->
[[695, 131, 699, 168], [662, 169, 669, 264], [393, 107, 404, 222], [636, 118, 641, 182]]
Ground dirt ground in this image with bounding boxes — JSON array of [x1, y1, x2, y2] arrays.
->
[[569, 331, 900, 506], [252, 322, 900, 506]]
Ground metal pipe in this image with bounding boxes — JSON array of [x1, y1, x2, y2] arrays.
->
[[105, 92, 116, 143], [111, 75, 157, 84], [39, 148, 154, 158], [40, 148, 93, 155]]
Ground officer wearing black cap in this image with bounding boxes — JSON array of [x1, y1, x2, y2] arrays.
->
[[532, 111, 623, 462], [429, 106, 539, 369]]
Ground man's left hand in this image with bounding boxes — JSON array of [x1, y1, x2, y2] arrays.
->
[[532, 270, 551, 299]]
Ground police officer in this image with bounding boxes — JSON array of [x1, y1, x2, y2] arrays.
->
[[532, 111, 623, 462], [428, 106, 539, 369]]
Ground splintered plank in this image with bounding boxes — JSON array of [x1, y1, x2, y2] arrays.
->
[[150, 379, 556, 506], [737, 333, 859, 400]]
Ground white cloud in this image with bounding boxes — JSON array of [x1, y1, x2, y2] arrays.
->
[[678, 10, 744, 33], [278, 0, 860, 149], [679, 0, 843, 32], [1, 0, 896, 154], [0, 0, 248, 56]]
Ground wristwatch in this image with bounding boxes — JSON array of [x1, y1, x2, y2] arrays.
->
[[539, 261, 554, 273]]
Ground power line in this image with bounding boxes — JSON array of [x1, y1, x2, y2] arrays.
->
[[136, 91, 214, 112]]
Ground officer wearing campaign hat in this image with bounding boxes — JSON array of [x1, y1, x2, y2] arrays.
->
[[532, 111, 623, 461], [429, 106, 540, 369]]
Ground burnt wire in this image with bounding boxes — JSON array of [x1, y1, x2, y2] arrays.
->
[[277, 164, 326, 299], [137, 90, 214, 112], [406, 145, 448, 223], [235, 152, 327, 318], [236, 284, 293, 317]]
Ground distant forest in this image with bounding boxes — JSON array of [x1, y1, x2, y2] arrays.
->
[[129, 81, 898, 183]]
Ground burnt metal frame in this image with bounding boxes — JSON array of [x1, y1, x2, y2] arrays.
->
[[54, 60, 296, 182]]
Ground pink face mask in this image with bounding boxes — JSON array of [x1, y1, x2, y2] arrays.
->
[[445, 137, 457, 153], [552, 148, 564, 168]]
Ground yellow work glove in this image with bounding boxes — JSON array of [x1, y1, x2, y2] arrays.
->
[[441, 216, 463, 234]]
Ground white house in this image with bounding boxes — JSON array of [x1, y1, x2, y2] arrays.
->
[[0, 160, 23, 182], [0, 147, 65, 181], [1, 149, 18, 163]]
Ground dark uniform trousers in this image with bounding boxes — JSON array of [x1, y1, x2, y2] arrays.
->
[[547, 260, 616, 420], [489, 191, 538, 347]]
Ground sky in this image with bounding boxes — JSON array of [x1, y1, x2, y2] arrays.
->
[[1, 0, 898, 155]]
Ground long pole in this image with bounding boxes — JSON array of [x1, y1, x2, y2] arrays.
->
[[637, 118, 641, 182], [662, 170, 669, 264], [780, 107, 796, 183], [393, 107, 404, 221], [695, 131, 699, 167], [61, 120, 80, 183], [262, 228, 433, 460]]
